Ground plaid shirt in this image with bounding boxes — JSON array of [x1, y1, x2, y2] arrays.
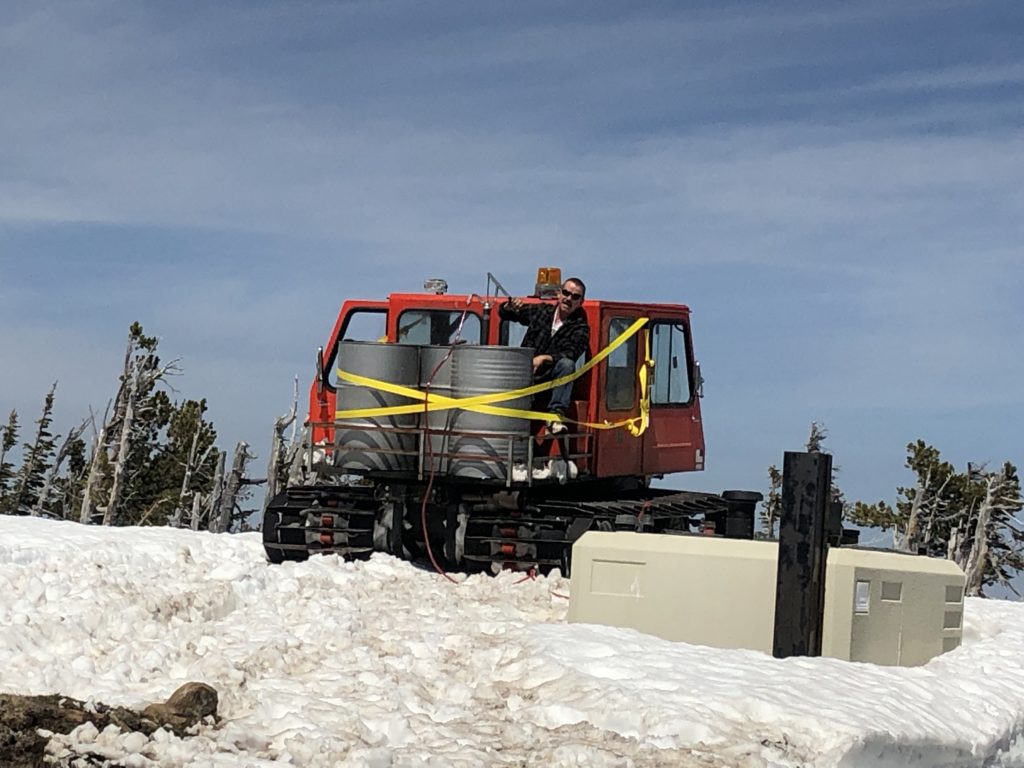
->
[[499, 300, 590, 364]]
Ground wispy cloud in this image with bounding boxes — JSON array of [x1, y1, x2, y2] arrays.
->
[[1, 0, 1021, 503]]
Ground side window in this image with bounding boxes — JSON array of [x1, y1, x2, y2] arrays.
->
[[329, 310, 387, 388], [500, 320, 528, 348], [606, 318, 637, 411], [397, 310, 482, 345], [651, 322, 692, 405]]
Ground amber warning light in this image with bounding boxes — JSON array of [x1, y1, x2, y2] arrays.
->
[[534, 267, 561, 298]]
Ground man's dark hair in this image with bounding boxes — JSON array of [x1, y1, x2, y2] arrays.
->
[[565, 277, 586, 298]]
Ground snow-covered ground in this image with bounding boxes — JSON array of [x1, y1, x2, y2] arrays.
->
[[2, 516, 1024, 767]]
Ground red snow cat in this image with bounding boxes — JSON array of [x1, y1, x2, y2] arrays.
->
[[263, 268, 761, 574]]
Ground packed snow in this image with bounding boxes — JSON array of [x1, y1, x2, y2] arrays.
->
[[2, 516, 1024, 767]]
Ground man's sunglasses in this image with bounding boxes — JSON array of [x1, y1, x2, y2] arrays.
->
[[561, 288, 583, 301]]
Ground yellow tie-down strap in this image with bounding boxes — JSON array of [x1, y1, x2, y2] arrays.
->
[[335, 317, 652, 435]]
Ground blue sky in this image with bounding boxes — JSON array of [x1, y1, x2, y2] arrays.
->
[[1, 0, 1022, 507]]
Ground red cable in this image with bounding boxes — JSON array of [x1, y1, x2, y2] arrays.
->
[[421, 346, 460, 584], [419, 299, 542, 586], [513, 568, 537, 585]]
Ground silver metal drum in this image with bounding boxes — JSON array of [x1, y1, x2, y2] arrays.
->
[[418, 345, 456, 474], [334, 341, 420, 473], [446, 345, 534, 480]]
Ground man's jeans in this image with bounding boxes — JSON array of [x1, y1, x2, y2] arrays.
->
[[539, 357, 576, 414]]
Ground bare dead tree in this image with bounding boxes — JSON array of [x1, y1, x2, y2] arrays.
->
[[189, 492, 204, 531], [962, 475, 996, 596], [79, 404, 110, 524], [961, 468, 1022, 596], [101, 370, 140, 527], [264, 377, 299, 510], [287, 424, 311, 487], [169, 426, 216, 529], [206, 450, 226, 532], [897, 470, 952, 553], [213, 441, 255, 533]]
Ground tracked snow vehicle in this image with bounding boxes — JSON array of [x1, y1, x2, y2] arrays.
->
[[263, 269, 761, 573]]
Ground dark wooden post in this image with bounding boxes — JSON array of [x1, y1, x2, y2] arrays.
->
[[773, 451, 832, 659]]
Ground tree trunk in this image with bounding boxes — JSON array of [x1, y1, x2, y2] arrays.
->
[[206, 451, 226, 533], [189, 492, 204, 531], [897, 467, 930, 553], [103, 375, 138, 526], [963, 476, 997, 596], [79, 421, 107, 525], [170, 427, 203, 528], [264, 379, 299, 511], [264, 427, 282, 513], [286, 425, 311, 487], [215, 442, 250, 534]]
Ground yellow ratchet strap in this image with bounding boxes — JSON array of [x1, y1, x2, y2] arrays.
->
[[335, 317, 650, 432], [625, 326, 652, 437]]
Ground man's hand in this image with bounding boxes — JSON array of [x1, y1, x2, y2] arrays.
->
[[507, 297, 525, 312], [532, 354, 553, 373]]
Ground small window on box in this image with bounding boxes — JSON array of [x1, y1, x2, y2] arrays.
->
[[881, 582, 902, 602], [854, 580, 871, 614]]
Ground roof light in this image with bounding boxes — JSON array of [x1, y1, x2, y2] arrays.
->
[[423, 278, 448, 294], [534, 267, 561, 298]]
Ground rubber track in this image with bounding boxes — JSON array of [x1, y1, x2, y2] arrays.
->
[[262, 485, 378, 563], [462, 490, 731, 573], [264, 485, 732, 574]]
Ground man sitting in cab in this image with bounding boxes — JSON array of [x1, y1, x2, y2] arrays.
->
[[499, 276, 589, 433]]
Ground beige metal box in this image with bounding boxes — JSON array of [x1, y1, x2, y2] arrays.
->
[[568, 531, 965, 666], [822, 546, 964, 665]]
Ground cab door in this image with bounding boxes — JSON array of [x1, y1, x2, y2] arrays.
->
[[594, 313, 644, 478], [641, 318, 703, 475]]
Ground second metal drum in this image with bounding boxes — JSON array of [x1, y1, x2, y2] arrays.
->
[[446, 345, 534, 480]]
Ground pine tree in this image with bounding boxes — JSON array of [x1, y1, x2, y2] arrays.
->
[[148, 398, 219, 527], [79, 322, 181, 526], [54, 435, 87, 519], [805, 421, 828, 453], [6, 384, 58, 514], [895, 440, 962, 554], [761, 421, 842, 537], [846, 498, 898, 530], [845, 440, 1024, 595], [846, 440, 961, 554], [31, 421, 87, 518], [0, 410, 19, 506]]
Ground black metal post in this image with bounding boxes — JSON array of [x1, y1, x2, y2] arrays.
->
[[772, 450, 832, 659]]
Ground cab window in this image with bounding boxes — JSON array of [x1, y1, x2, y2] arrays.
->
[[397, 310, 482, 345], [651, 321, 692, 405], [329, 309, 387, 388], [499, 320, 528, 348], [605, 318, 637, 411]]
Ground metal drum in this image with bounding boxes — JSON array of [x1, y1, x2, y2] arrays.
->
[[447, 346, 534, 480], [418, 345, 456, 474], [334, 341, 420, 473]]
